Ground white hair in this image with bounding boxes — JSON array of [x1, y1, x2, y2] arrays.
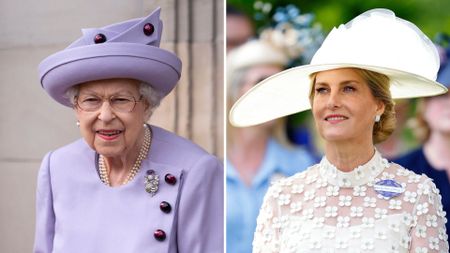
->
[[66, 86, 79, 106], [65, 81, 164, 121], [139, 83, 163, 110]]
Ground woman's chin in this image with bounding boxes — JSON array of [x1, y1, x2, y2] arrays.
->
[[94, 147, 124, 158], [320, 132, 351, 143]]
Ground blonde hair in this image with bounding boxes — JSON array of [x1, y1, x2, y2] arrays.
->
[[309, 68, 396, 144]]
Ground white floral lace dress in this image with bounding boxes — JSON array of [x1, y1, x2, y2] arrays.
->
[[253, 151, 449, 253]]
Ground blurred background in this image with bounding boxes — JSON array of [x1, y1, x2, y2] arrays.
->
[[229, 0, 450, 38], [0, 0, 223, 252]]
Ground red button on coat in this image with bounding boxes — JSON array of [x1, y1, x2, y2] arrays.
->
[[154, 229, 166, 241], [164, 174, 177, 185], [160, 201, 172, 213]]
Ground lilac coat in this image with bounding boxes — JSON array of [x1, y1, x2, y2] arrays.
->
[[33, 125, 224, 252]]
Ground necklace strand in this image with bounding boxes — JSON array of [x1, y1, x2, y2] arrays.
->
[[98, 125, 152, 186]]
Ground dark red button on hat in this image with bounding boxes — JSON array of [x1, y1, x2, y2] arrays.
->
[[143, 23, 155, 36], [39, 7, 183, 108], [165, 174, 177, 185], [160, 201, 171, 213], [154, 229, 166, 241], [94, 33, 107, 44]]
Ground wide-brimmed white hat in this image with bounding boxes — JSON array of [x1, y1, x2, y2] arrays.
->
[[229, 8, 448, 127]]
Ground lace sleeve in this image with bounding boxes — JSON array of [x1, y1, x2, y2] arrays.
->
[[410, 178, 449, 252], [253, 183, 283, 253]]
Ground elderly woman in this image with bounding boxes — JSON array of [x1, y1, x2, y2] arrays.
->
[[230, 9, 448, 252], [227, 39, 316, 253], [34, 8, 223, 253]]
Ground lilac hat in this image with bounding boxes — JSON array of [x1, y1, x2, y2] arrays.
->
[[39, 7, 182, 107]]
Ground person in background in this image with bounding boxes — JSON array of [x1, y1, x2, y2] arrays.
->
[[226, 5, 255, 53], [226, 39, 316, 253], [395, 45, 450, 244]]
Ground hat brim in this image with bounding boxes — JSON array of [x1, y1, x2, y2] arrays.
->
[[229, 63, 448, 127], [39, 43, 181, 107]]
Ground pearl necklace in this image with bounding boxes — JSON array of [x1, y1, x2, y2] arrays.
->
[[98, 125, 152, 186]]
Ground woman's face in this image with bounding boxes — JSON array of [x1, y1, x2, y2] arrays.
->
[[75, 78, 148, 158], [311, 68, 385, 144], [424, 92, 450, 134]]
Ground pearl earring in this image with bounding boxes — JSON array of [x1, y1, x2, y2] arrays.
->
[[76, 121, 80, 127], [375, 115, 381, 122]]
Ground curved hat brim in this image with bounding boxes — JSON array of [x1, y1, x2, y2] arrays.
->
[[39, 43, 181, 107], [229, 63, 448, 127]]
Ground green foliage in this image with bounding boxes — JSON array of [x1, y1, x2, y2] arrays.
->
[[227, 0, 450, 39]]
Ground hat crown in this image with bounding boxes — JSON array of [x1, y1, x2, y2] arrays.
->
[[311, 9, 439, 81], [68, 8, 163, 48], [227, 40, 289, 73]]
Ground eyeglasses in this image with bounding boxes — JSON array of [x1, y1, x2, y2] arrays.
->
[[75, 94, 143, 113]]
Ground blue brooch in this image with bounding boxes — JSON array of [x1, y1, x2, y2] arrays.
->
[[374, 179, 404, 199]]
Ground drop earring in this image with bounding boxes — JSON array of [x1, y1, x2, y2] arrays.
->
[[76, 121, 80, 127], [375, 115, 381, 122]]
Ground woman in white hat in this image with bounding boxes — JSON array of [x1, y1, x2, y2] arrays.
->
[[230, 9, 448, 252]]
